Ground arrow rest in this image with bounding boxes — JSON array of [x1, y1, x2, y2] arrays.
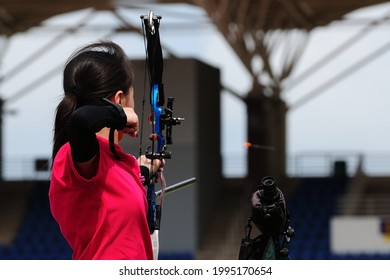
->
[[145, 145, 172, 160], [145, 96, 184, 160]]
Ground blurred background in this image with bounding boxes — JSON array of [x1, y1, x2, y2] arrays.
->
[[1, 0, 390, 260]]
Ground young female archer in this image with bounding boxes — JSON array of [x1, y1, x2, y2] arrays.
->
[[49, 41, 163, 260]]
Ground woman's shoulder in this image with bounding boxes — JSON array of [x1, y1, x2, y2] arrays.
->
[[53, 142, 71, 165]]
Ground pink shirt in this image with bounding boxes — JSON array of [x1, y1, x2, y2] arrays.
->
[[49, 136, 153, 260]]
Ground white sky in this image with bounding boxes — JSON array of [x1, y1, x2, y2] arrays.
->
[[1, 2, 390, 178]]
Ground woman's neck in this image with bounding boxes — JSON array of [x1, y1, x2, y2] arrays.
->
[[96, 127, 119, 144]]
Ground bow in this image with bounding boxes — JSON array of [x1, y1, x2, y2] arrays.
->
[[140, 11, 184, 239]]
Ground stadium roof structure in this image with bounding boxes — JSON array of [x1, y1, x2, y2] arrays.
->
[[1, 0, 389, 36], [163, 0, 390, 30], [0, 0, 114, 36]]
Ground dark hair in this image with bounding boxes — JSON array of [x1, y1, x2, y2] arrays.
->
[[52, 41, 134, 160]]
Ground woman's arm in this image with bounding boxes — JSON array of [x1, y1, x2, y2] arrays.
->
[[66, 104, 127, 178]]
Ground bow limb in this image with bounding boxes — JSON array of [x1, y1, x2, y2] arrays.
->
[[145, 13, 163, 87]]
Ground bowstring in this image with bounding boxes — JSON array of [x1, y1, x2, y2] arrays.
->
[[139, 19, 148, 161]]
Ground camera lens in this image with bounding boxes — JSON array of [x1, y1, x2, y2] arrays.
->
[[260, 176, 277, 200], [262, 177, 275, 187]]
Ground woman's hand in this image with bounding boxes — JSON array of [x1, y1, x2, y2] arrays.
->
[[121, 107, 139, 138], [138, 155, 165, 176]]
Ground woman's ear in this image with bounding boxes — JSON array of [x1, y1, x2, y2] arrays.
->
[[113, 90, 124, 105]]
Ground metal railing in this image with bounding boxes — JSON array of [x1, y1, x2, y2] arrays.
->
[[2, 156, 51, 181], [287, 152, 390, 177], [224, 151, 390, 178], [2, 152, 390, 181]]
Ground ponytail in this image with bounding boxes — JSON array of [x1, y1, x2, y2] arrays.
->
[[52, 94, 77, 161]]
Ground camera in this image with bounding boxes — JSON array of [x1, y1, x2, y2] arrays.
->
[[239, 176, 294, 260], [251, 176, 288, 236]]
